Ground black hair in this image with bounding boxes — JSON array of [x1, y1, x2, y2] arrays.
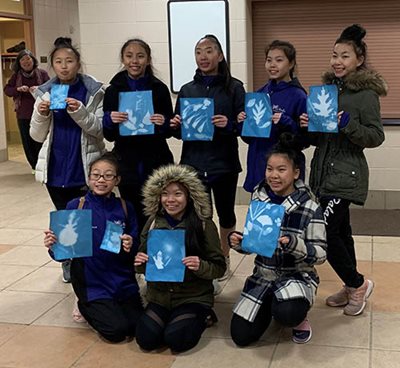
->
[[120, 38, 154, 76], [265, 40, 297, 79], [335, 24, 367, 69], [49, 37, 81, 66], [13, 49, 38, 73], [88, 152, 120, 176], [184, 199, 206, 258], [266, 132, 303, 170], [196, 34, 232, 92]]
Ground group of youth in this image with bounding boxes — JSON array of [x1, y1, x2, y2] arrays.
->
[[30, 23, 386, 351]]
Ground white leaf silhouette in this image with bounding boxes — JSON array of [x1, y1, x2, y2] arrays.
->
[[312, 87, 334, 117], [247, 98, 256, 108], [252, 100, 267, 125]]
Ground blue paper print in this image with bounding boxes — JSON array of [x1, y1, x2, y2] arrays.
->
[[145, 229, 186, 282], [242, 93, 273, 138], [242, 201, 285, 258], [180, 98, 214, 141], [100, 221, 123, 254], [49, 84, 69, 110], [50, 209, 92, 260], [307, 85, 338, 133], [119, 91, 155, 136]]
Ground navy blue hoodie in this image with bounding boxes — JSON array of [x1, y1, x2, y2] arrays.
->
[[63, 191, 139, 303], [243, 78, 307, 192]]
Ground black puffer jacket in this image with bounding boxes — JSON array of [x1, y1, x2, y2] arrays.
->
[[103, 71, 174, 186], [173, 70, 245, 177]]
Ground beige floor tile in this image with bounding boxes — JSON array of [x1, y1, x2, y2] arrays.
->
[[228, 251, 245, 275], [33, 293, 88, 329], [270, 344, 369, 368], [171, 338, 275, 368], [354, 241, 372, 261], [203, 302, 233, 339], [0, 325, 98, 368], [0, 245, 50, 266], [74, 340, 176, 368], [373, 243, 400, 262], [371, 262, 400, 313], [215, 275, 246, 303], [371, 350, 400, 368], [317, 261, 372, 282], [0, 244, 15, 255], [8, 266, 73, 293], [305, 307, 371, 348], [354, 235, 373, 243], [234, 254, 255, 276], [0, 228, 44, 245], [0, 323, 26, 346], [0, 290, 66, 324], [0, 264, 37, 290], [314, 280, 343, 309], [372, 312, 400, 350], [234, 205, 249, 230], [373, 236, 400, 245], [23, 232, 46, 246]]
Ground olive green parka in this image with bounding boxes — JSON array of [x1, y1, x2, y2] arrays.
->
[[309, 69, 387, 205]]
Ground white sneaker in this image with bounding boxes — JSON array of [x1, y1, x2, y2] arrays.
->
[[213, 279, 222, 295], [218, 256, 231, 281]]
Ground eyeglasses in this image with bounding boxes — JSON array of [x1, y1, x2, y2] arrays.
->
[[89, 173, 117, 181]]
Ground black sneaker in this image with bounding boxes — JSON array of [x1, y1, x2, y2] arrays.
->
[[62, 260, 71, 283], [6, 41, 26, 53]]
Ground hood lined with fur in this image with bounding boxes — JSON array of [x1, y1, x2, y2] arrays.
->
[[322, 69, 388, 97], [142, 164, 211, 220]]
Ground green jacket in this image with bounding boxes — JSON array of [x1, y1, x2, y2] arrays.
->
[[309, 69, 387, 205], [136, 215, 225, 309]]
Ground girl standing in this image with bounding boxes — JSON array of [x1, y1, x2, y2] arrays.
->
[[301, 24, 387, 316], [238, 40, 307, 193], [30, 37, 105, 282], [134, 164, 226, 352], [170, 35, 245, 280], [44, 153, 143, 343], [4, 49, 49, 170], [229, 133, 327, 345], [102, 38, 174, 231]]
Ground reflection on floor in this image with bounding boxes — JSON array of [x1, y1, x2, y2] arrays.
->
[[1, 155, 399, 368]]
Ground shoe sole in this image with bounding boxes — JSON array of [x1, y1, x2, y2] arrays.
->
[[326, 299, 348, 307], [292, 328, 312, 344], [344, 280, 374, 316]]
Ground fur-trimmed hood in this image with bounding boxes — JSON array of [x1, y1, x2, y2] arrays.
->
[[322, 69, 388, 97], [142, 164, 212, 220]]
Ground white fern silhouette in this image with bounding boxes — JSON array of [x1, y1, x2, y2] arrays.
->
[[252, 100, 267, 125], [312, 87, 334, 118]]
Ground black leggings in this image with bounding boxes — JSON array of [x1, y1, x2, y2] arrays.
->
[[136, 302, 210, 352], [320, 197, 364, 288], [203, 172, 238, 229], [18, 118, 42, 169], [230, 294, 309, 347], [78, 295, 143, 343], [46, 185, 87, 210]]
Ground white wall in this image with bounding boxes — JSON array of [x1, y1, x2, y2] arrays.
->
[[33, 0, 81, 76], [75, 0, 400, 207]]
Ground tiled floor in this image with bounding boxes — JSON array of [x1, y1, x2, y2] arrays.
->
[[1, 148, 400, 368]]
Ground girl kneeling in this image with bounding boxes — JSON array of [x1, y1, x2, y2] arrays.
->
[[229, 134, 327, 345], [134, 164, 226, 352]]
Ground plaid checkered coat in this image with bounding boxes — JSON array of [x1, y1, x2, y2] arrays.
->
[[233, 180, 327, 322]]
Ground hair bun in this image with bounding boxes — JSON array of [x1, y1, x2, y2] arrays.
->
[[277, 132, 303, 152], [54, 37, 72, 47], [339, 24, 366, 43]]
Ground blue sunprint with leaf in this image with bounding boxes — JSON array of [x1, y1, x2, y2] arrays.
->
[[50, 84, 69, 110], [119, 90, 155, 136], [100, 220, 123, 254], [180, 97, 214, 141], [50, 209, 93, 260], [242, 200, 285, 258], [307, 85, 338, 133], [145, 229, 186, 282], [242, 92, 273, 138]]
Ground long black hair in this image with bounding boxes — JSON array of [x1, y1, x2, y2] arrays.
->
[[120, 38, 154, 77], [196, 34, 232, 92], [265, 40, 298, 80]]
